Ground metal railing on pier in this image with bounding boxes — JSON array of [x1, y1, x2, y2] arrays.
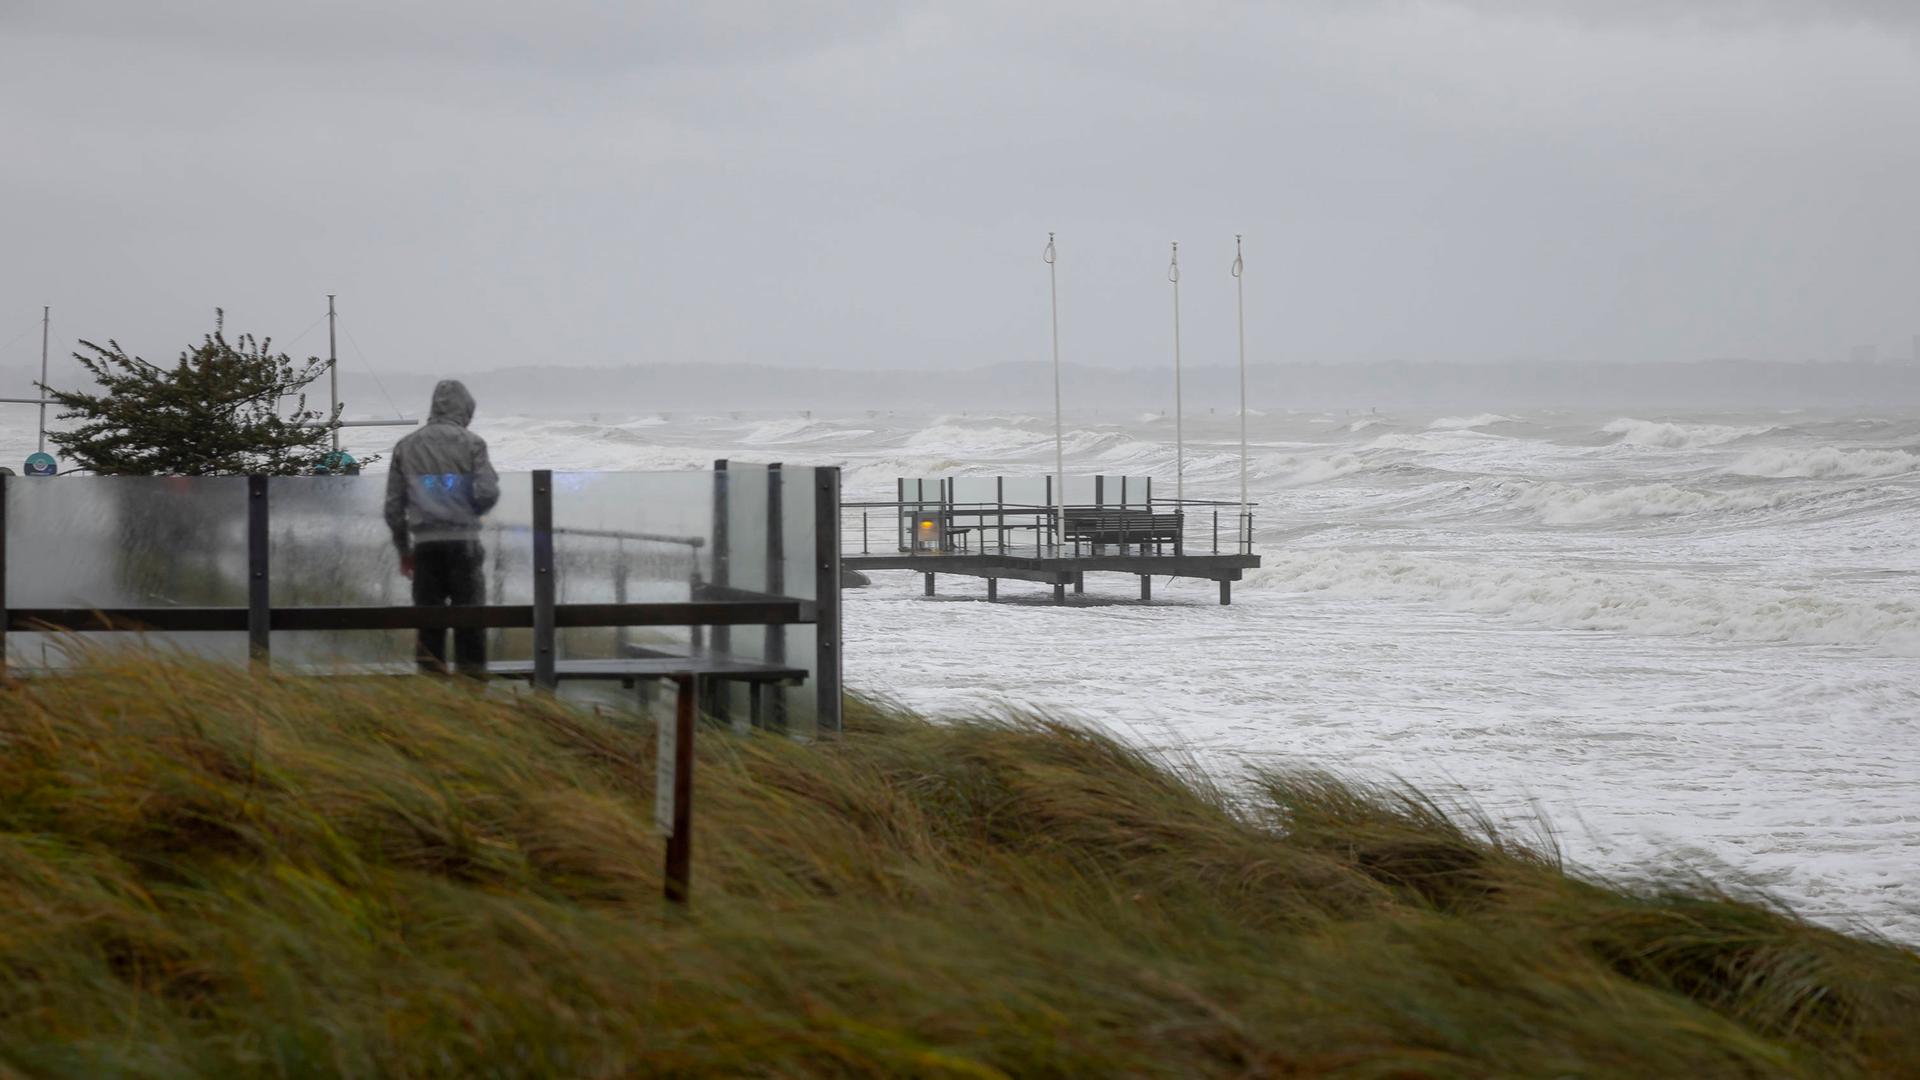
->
[[842, 474, 1256, 560]]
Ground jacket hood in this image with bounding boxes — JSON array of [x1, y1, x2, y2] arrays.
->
[[428, 379, 476, 427]]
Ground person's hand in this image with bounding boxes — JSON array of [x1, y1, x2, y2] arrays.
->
[[400, 552, 415, 579]]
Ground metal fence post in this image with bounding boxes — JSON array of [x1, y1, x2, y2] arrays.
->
[[765, 462, 785, 731], [1094, 475, 1105, 554], [1044, 475, 1054, 554], [709, 460, 729, 657], [814, 467, 843, 733], [531, 470, 556, 691], [0, 473, 9, 679], [248, 474, 270, 666], [996, 475, 1006, 554], [664, 674, 696, 903], [614, 540, 629, 656]]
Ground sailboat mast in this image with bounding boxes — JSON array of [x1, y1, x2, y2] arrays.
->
[[327, 294, 339, 452], [37, 306, 49, 454], [1045, 233, 1063, 551], [1232, 235, 1247, 554], [1169, 243, 1183, 505]]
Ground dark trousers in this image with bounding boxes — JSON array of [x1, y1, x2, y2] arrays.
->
[[412, 539, 486, 675]]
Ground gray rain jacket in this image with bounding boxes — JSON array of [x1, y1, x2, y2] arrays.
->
[[384, 380, 501, 555]]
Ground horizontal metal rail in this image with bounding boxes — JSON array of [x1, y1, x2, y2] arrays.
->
[[547, 524, 705, 549], [7, 600, 812, 634]]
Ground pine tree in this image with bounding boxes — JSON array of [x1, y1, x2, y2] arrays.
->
[[43, 311, 355, 476]]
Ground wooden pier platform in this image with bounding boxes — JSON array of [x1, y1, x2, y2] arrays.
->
[[843, 551, 1260, 604]]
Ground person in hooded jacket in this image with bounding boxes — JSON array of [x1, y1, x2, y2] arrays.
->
[[384, 379, 501, 674]]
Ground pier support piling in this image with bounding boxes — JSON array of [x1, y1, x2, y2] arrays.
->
[[1053, 583, 1066, 605], [1073, 572, 1084, 595], [1219, 579, 1232, 606], [924, 573, 936, 597], [1140, 575, 1151, 603], [986, 578, 997, 601]]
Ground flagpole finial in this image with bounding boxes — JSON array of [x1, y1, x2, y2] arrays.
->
[[1043, 232, 1056, 264]]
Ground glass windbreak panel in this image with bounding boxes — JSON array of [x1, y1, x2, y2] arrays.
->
[[476, 472, 536, 664], [549, 468, 822, 736], [6, 475, 248, 668], [775, 467, 824, 735], [1000, 476, 1049, 508], [550, 471, 717, 663], [945, 476, 999, 542], [777, 467, 819, 603], [1112, 476, 1153, 508], [268, 475, 409, 669], [774, 623, 819, 736], [267, 471, 538, 670], [949, 476, 998, 505], [1059, 475, 1154, 508], [898, 478, 942, 506], [717, 466, 778, 720], [717, 466, 769, 707]]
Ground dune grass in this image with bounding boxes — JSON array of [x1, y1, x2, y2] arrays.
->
[[0, 658, 1915, 1077]]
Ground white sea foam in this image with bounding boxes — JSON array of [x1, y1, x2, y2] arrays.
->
[[1244, 548, 1920, 654], [1367, 430, 1477, 451], [1504, 480, 1789, 524], [737, 417, 829, 441], [902, 424, 1044, 456], [1254, 451, 1371, 486], [1428, 413, 1516, 431], [1604, 417, 1771, 448], [1726, 446, 1920, 479]]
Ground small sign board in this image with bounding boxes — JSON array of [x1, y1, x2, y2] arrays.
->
[[654, 717, 677, 836], [23, 452, 56, 477]]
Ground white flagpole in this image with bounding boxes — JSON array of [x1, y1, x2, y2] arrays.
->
[[1169, 242, 1183, 505], [328, 294, 340, 453], [1232, 235, 1247, 553], [1045, 232, 1063, 551], [37, 306, 49, 454]]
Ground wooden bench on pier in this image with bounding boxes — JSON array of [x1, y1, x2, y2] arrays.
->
[[1062, 509, 1184, 553]]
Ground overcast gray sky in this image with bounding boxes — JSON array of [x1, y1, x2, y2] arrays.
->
[[3, 0, 1916, 379]]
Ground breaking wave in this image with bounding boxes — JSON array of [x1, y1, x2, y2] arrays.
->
[[1726, 446, 1920, 480], [1603, 418, 1772, 449], [902, 424, 1047, 456], [1428, 413, 1517, 431], [1253, 451, 1371, 486], [1502, 480, 1791, 525], [1245, 549, 1920, 654]]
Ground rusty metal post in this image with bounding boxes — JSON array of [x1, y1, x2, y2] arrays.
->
[[663, 674, 697, 903]]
